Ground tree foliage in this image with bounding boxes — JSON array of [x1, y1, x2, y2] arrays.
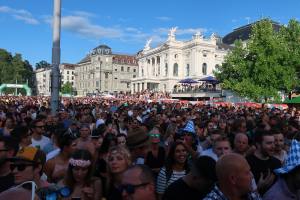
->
[[35, 60, 51, 70], [215, 19, 300, 102], [60, 82, 73, 94], [0, 49, 34, 90]]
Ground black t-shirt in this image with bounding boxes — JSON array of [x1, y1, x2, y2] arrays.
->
[[0, 173, 14, 193], [145, 146, 165, 169], [162, 178, 207, 200], [246, 154, 282, 183]]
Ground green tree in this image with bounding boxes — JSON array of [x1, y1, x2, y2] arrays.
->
[[215, 19, 298, 102], [35, 60, 51, 70], [0, 49, 34, 95], [61, 82, 73, 94]]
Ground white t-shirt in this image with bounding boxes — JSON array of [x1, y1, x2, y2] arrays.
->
[[31, 135, 51, 152]]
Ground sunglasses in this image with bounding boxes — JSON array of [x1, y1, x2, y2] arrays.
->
[[10, 163, 36, 172], [118, 182, 149, 194], [149, 134, 160, 138]]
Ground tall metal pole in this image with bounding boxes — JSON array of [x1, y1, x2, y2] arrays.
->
[[51, 0, 61, 115]]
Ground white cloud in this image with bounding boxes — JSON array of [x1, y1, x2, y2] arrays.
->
[[43, 10, 207, 49], [44, 14, 123, 39], [156, 16, 172, 21], [153, 27, 206, 36], [0, 6, 39, 25]]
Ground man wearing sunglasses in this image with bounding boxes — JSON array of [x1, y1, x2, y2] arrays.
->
[[121, 164, 156, 200], [30, 119, 51, 153], [0, 146, 46, 200]]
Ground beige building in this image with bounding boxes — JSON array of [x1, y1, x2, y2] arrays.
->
[[75, 45, 138, 96], [132, 27, 230, 93], [34, 63, 76, 96]]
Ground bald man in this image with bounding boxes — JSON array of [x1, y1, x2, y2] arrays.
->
[[121, 164, 156, 200], [203, 153, 261, 200], [234, 133, 249, 156]]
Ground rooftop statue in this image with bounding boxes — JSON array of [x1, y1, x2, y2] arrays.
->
[[169, 27, 178, 37], [144, 38, 152, 51]]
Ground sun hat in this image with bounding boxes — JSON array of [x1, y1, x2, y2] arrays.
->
[[126, 127, 150, 149], [274, 139, 300, 174]]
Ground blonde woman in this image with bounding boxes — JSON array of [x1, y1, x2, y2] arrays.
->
[[105, 145, 132, 200]]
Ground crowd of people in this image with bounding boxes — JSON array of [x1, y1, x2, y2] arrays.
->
[[0, 95, 299, 200]]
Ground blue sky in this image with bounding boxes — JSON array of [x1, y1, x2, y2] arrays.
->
[[1, 0, 300, 68]]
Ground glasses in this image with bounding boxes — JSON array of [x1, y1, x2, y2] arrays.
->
[[118, 182, 150, 194], [10, 163, 35, 172]]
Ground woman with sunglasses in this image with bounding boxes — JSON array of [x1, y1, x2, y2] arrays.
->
[[145, 129, 165, 177], [156, 142, 189, 200], [60, 149, 102, 200], [105, 145, 132, 200]]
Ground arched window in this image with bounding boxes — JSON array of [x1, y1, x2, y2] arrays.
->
[[173, 63, 178, 77], [202, 63, 207, 75], [165, 63, 168, 76], [186, 64, 190, 77]]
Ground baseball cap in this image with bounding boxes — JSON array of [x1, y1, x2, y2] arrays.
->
[[9, 147, 46, 164]]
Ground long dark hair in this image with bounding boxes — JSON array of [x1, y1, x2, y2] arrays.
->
[[164, 142, 189, 182], [64, 149, 94, 189]]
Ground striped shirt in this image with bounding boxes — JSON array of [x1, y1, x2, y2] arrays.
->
[[156, 167, 186, 194]]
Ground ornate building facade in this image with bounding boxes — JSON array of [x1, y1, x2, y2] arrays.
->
[[131, 27, 230, 93], [75, 45, 138, 96]]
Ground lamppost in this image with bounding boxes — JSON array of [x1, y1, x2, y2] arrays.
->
[[51, 0, 61, 115]]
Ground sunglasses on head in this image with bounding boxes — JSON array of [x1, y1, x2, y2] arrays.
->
[[149, 134, 160, 138], [118, 182, 149, 194], [10, 163, 36, 172]]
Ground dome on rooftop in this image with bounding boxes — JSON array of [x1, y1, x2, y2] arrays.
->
[[91, 44, 112, 55]]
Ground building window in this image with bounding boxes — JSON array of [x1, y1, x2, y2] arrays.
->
[[67, 71, 69, 74], [96, 81, 99, 87], [133, 75, 136, 78], [215, 64, 220, 70], [186, 64, 190, 77], [114, 77, 118, 80], [133, 68, 136, 72], [203, 54, 207, 57], [127, 67, 130, 72], [121, 66, 124, 71], [67, 76, 69, 80], [72, 76, 74, 80], [115, 68, 117, 72], [72, 71, 74, 75], [105, 73, 108, 79], [142, 68, 144, 76], [202, 63, 207, 75], [165, 63, 168, 76], [173, 63, 178, 77], [127, 83, 130, 88], [174, 54, 178, 58]]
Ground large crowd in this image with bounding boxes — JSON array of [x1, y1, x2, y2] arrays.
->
[[0, 94, 299, 200]]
